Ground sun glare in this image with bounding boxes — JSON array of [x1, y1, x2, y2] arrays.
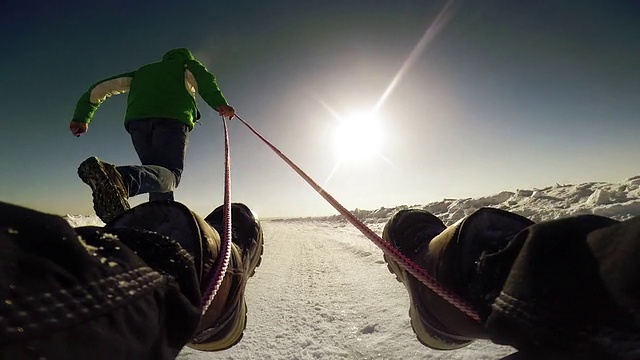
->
[[317, 0, 455, 185], [334, 111, 383, 161]]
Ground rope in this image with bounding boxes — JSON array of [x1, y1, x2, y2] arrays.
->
[[234, 114, 481, 323], [200, 116, 233, 314]]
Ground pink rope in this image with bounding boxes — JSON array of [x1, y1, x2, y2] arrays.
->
[[200, 117, 233, 314], [235, 115, 481, 323]]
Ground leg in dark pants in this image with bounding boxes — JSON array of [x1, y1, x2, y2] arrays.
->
[[118, 118, 189, 201], [0, 201, 202, 360]]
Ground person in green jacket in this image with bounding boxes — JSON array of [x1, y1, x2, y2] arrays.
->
[[69, 48, 235, 223]]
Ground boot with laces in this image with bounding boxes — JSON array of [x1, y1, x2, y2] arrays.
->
[[108, 201, 263, 351], [188, 203, 264, 351], [382, 207, 533, 350], [78, 156, 130, 223]]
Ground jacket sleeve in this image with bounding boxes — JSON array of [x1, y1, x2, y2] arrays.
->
[[185, 59, 228, 110], [72, 72, 135, 123]]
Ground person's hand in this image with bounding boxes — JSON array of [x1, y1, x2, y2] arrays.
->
[[216, 104, 236, 120], [69, 121, 88, 137]]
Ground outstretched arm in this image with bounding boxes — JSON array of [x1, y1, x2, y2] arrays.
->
[[70, 72, 135, 136], [185, 60, 235, 119]]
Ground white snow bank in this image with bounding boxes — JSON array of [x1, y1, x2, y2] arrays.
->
[[292, 176, 640, 228]]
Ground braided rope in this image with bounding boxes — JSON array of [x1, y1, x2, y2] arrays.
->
[[235, 115, 480, 323], [200, 117, 233, 314]]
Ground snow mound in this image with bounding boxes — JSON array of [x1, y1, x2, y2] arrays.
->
[[64, 214, 105, 227], [292, 176, 640, 227]]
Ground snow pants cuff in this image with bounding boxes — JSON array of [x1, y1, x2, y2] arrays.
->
[[0, 201, 202, 360], [485, 214, 640, 359]]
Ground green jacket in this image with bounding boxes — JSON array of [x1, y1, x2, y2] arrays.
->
[[72, 48, 228, 130]]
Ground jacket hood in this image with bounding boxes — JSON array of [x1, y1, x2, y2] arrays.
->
[[162, 48, 196, 62]]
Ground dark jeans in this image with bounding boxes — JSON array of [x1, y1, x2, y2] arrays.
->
[[118, 118, 189, 201], [0, 201, 202, 360]]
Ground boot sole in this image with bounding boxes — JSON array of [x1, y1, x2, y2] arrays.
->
[[382, 221, 473, 350], [247, 226, 264, 278], [189, 205, 264, 351], [382, 224, 428, 347], [188, 240, 263, 352], [224, 215, 264, 347], [78, 157, 130, 223], [189, 299, 248, 352]]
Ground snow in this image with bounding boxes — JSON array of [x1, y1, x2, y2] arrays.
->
[[65, 214, 105, 227], [63, 176, 640, 359]]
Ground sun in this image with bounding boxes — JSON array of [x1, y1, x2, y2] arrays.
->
[[333, 111, 384, 162]]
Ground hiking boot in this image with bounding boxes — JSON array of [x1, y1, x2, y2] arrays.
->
[[204, 203, 264, 277], [107, 201, 262, 351], [187, 203, 264, 351], [78, 156, 130, 223], [382, 207, 534, 350], [382, 209, 475, 350]]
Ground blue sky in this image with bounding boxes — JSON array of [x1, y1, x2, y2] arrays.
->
[[1, 0, 640, 218]]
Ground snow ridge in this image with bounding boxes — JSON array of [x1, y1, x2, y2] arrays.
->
[[290, 176, 640, 227]]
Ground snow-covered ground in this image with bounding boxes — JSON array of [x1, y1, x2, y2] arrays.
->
[[64, 176, 640, 359]]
